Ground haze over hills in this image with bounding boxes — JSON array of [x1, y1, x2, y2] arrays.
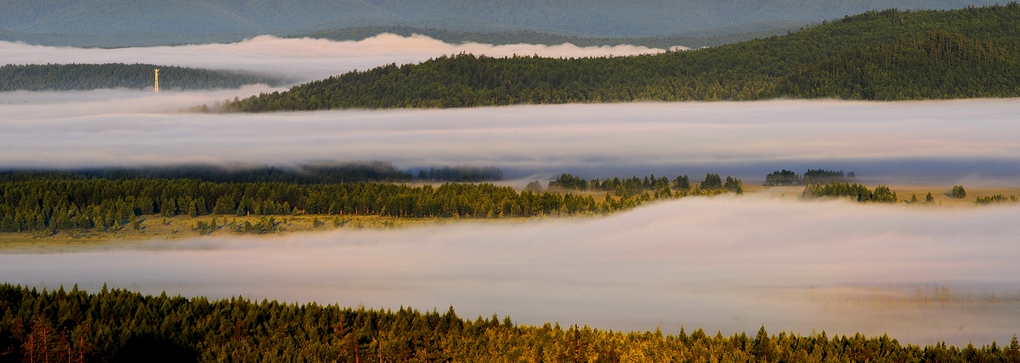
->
[[0, 23, 803, 49], [0, 0, 1006, 44]]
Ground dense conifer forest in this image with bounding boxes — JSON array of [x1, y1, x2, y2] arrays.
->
[[0, 171, 743, 233], [222, 4, 1020, 111], [0, 284, 1017, 362], [0, 64, 282, 91], [776, 30, 1020, 99]]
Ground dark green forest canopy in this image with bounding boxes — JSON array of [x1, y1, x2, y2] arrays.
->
[[0, 63, 283, 91], [224, 4, 1020, 111], [0, 284, 1018, 362], [0, 172, 733, 233], [802, 181, 898, 203], [776, 29, 1020, 99]]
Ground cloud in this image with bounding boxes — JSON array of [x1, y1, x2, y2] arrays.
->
[[1, 96, 1019, 183], [1, 197, 1018, 345], [3, 35, 1017, 183], [0, 34, 667, 83]]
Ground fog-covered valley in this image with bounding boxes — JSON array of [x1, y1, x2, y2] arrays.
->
[[2, 197, 1018, 345], [2, 34, 1019, 350]]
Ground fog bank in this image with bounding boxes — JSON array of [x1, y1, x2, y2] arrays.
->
[[1, 97, 1019, 183], [0, 34, 666, 83], [2, 197, 1018, 345]]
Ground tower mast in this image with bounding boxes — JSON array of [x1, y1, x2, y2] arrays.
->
[[154, 69, 160, 93]]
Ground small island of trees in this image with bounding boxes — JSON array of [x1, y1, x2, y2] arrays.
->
[[765, 169, 856, 186], [801, 182, 897, 203]]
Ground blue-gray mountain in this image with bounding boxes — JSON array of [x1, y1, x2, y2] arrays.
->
[[0, 0, 1005, 39]]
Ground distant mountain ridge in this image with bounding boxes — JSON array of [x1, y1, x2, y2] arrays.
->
[[0, 23, 804, 49], [0, 0, 1006, 38], [299, 23, 806, 49]]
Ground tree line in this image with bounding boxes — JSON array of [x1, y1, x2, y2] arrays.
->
[[801, 181, 898, 203], [415, 165, 504, 182], [0, 63, 282, 91], [220, 4, 1020, 112], [765, 169, 857, 186], [548, 173, 743, 195], [0, 175, 725, 233], [0, 283, 1017, 362], [975, 194, 1019, 204]]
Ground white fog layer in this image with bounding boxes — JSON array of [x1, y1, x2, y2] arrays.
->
[[0, 35, 667, 83], [3, 37, 1019, 346], [1, 93, 1019, 183], [2, 198, 1018, 345]]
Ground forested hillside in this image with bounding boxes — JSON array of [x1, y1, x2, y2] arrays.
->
[[224, 4, 1020, 111], [0, 284, 1017, 362], [0, 64, 282, 91], [776, 30, 1020, 99]]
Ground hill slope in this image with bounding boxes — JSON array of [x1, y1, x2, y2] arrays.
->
[[223, 4, 1020, 111], [777, 30, 1020, 99]]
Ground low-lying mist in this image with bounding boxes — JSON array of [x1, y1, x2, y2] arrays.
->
[[4, 33, 1019, 348], [0, 34, 667, 84], [1, 97, 1019, 183], [2, 197, 1017, 345]]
